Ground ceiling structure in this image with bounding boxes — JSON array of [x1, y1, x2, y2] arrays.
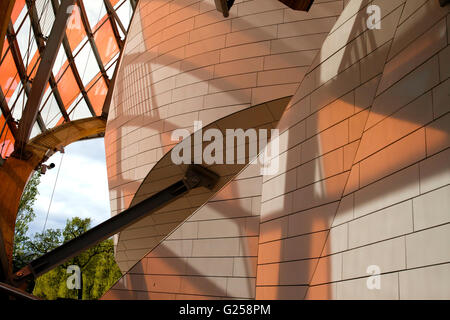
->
[[0, 0, 136, 160], [0, 0, 314, 161]]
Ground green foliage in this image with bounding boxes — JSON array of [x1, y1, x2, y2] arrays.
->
[[13, 172, 41, 272], [13, 173, 122, 300], [32, 217, 122, 300]]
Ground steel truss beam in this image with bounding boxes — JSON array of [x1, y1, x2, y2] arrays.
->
[[129, 0, 138, 12], [24, 1, 70, 124], [0, 89, 18, 138], [6, 24, 47, 133], [49, 0, 96, 117], [101, 0, 137, 118], [103, 0, 127, 46], [0, 0, 15, 64], [14, 0, 75, 157], [13, 165, 219, 284], [0, 282, 39, 300], [77, 0, 112, 89]]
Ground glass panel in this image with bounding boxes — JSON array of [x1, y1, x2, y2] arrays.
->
[[0, 49, 20, 103], [115, 0, 131, 34], [52, 46, 68, 75], [10, 83, 26, 120], [16, 15, 32, 61], [36, 0, 55, 37], [0, 118, 15, 158], [105, 58, 117, 79], [74, 40, 100, 86], [56, 66, 80, 107], [93, 19, 119, 66], [70, 97, 92, 121], [12, 0, 26, 28], [30, 121, 42, 139], [84, 0, 107, 30], [66, 3, 87, 52], [27, 51, 41, 80], [111, 0, 123, 7], [87, 74, 107, 115], [41, 92, 63, 128]]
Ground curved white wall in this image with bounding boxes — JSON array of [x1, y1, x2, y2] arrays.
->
[[103, 0, 450, 300], [104, 0, 344, 299]]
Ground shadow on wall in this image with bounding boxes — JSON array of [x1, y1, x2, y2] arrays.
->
[[257, 0, 449, 300], [104, 0, 339, 299], [103, 0, 449, 300]]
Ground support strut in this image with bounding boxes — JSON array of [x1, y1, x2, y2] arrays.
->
[[12, 165, 219, 286]]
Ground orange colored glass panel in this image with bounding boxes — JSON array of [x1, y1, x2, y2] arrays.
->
[[110, 0, 121, 7], [0, 116, 14, 158], [11, 0, 25, 24], [26, 50, 40, 80], [93, 19, 119, 66], [56, 66, 80, 107], [87, 75, 107, 115], [0, 49, 20, 102], [66, 4, 87, 51]]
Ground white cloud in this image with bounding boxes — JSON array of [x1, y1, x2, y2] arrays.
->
[[29, 138, 111, 236]]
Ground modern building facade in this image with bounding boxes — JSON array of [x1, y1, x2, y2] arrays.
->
[[101, 0, 450, 300], [0, 0, 448, 300]]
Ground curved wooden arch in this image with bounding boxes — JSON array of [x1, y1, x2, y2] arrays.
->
[[0, 117, 106, 281]]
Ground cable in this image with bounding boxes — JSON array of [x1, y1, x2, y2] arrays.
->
[[41, 152, 65, 233]]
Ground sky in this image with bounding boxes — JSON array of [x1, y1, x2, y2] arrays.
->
[[28, 138, 111, 236]]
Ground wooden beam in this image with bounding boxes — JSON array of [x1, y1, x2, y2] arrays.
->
[[26, 0, 70, 125], [6, 23, 47, 133], [49, 0, 96, 117], [77, 0, 111, 87], [0, 0, 15, 58], [14, 0, 75, 157], [0, 117, 106, 278]]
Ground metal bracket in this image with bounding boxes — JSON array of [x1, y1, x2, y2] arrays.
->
[[278, 0, 315, 11], [214, 0, 235, 17], [12, 165, 219, 286], [0, 281, 39, 300]]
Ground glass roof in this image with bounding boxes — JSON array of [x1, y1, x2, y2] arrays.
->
[[0, 0, 135, 159]]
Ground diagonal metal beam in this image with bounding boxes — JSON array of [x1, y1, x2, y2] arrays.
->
[[101, 56, 120, 119], [6, 23, 47, 133], [0, 0, 15, 60], [103, 0, 127, 41], [101, 0, 138, 119], [0, 88, 18, 138], [14, 0, 76, 157], [49, 0, 96, 117], [76, 0, 111, 88], [25, 1, 70, 124], [129, 0, 137, 12], [12, 165, 219, 284]]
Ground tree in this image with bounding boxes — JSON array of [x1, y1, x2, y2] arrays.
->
[[13, 172, 41, 272], [32, 217, 122, 300], [13, 173, 122, 299]]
